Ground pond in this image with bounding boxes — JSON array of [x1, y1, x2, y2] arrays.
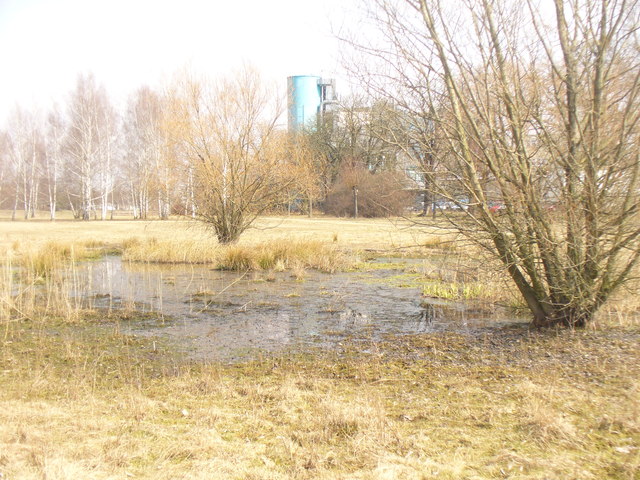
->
[[68, 256, 527, 361]]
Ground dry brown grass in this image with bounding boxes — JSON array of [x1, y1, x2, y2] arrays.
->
[[1, 212, 639, 479], [0, 318, 638, 479], [120, 237, 354, 273], [0, 212, 451, 254], [121, 236, 220, 264]]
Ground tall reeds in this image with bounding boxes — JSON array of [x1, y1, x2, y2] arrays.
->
[[122, 237, 354, 273], [218, 240, 351, 273], [1, 243, 94, 326]]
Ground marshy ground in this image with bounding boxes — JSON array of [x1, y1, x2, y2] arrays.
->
[[0, 213, 638, 479]]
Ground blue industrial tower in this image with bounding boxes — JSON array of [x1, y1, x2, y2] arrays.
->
[[287, 75, 336, 132]]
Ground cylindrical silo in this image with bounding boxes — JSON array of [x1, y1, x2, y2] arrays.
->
[[287, 75, 322, 132]]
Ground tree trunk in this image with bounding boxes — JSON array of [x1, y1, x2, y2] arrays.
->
[[12, 186, 18, 221]]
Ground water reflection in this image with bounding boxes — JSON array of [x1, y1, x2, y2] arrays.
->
[[62, 256, 524, 361]]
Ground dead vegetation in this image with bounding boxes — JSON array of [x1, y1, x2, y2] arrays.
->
[[0, 215, 638, 479], [0, 316, 638, 479], [121, 237, 353, 273]]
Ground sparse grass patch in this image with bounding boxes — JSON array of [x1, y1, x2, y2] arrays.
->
[[122, 237, 220, 264], [356, 255, 517, 303], [121, 237, 355, 273], [422, 279, 501, 301]]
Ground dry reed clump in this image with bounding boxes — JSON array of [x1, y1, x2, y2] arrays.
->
[[122, 237, 220, 264], [1, 247, 82, 325], [122, 237, 354, 273], [0, 260, 16, 324], [219, 240, 353, 273], [0, 241, 130, 325], [19, 241, 85, 279], [422, 236, 459, 252], [12, 239, 118, 283]]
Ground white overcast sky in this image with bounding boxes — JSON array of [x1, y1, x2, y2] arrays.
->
[[0, 0, 355, 125]]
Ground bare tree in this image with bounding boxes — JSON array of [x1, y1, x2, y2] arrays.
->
[[123, 86, 176, 220], [280, 132, 324, 216], [305, 96, 401, 199], [349, 0, 640, 327], [65, 73, 115, 220], [334, 96, 398, 172], [5, 107, 44, 220], [324, 164, 412, 217], [44, 106, 65, 220], [168, 67, 290, 243]]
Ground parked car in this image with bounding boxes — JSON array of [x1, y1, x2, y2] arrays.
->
[[435, 200, 470, 211], [488, 202, 505, 213]]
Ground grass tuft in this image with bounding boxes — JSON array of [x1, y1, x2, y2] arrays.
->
[[422, 236, 459, 252], [122, 237, 355, 273], [218, 240, 352, 273], [422, 280, 502, 300], [20, 241, 82, 278], [122, 237, 220, 264]]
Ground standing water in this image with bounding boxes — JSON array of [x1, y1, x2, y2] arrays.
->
[[69, 256, 525, 361]]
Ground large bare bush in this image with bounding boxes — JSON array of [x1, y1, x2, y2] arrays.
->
[[349, 0, 640, 327], [324, 166, 412, 217], [168, 68, 291, 244]]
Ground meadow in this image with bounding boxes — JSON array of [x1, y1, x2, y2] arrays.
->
[[1, 213, 638, 479], [0, 212, 445, 253]]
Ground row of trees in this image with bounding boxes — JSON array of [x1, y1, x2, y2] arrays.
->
[[0, 70, 417, 238], [1, 74, 173, 223]]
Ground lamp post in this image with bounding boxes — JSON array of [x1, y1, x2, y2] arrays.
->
[[352, 185, 359, 219]]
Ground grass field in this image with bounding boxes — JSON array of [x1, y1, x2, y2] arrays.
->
[[0, 211, 452, 254], [0, 213, 638, 479]]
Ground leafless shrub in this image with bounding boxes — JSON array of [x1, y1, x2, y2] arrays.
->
[[324, 166, 412, 217]]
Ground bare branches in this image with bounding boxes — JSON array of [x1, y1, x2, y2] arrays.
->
[[167, 67, 289, 244], [349, 0, 640, 326]]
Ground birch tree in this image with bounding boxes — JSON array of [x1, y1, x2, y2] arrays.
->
[[123, 88, 154, 219], [124, 86, 175, 219], [351, 0, 640, 327], [44, 106, 65, 220], [5, 107, 43, 220], [96, 101, 118, 220], [65, 73, 114, 220]]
